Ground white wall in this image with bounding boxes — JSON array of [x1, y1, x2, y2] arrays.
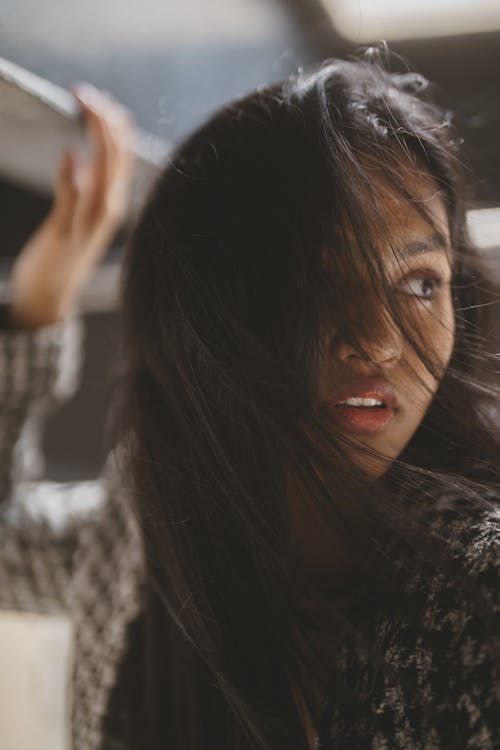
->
[[0, 611, 73, 750]]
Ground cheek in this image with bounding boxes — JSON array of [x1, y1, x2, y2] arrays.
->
[[415, 293, 455, 374], [433, 294, 456, 370], [405, 295, 455, 414]]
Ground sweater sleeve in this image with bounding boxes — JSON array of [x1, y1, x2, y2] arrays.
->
[[0, 309, 145, 750], [0, 308, 82, 497], [0, 308, 100, 614]]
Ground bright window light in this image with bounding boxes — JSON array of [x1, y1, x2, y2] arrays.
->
[[467, 208, 500, 250], [324, 0, 500, 41]]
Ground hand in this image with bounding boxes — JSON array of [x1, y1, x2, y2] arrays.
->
[[9, 84, 136, 327]]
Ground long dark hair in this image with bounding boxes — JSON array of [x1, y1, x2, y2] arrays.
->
[[107, 49, 500, 749]]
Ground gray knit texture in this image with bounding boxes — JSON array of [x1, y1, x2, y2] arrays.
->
[[0, 318, 143, 750]]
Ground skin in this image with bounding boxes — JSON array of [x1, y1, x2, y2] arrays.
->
[[293, 174, 455, 580], [9, 84, 135, 328], [292, 173, 456, 745], [319, 172, 455, 478], [291, 174, 455, 588]]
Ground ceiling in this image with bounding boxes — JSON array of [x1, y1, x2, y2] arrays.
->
[[281, 0, 500, 207], [0, 0, 498, 231]]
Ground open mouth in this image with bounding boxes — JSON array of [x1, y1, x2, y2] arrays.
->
[[332, 399, 395, 435], [335, 397, 386, 409], [326, 379, 398, 436]]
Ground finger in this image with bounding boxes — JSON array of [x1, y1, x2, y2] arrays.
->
[[51, 149, 79, 233], [103, 104, 136, 217], [106, 122, 136, 218], [78, 86, 136, 193], [74, 94, 115, 224], [73, 85, 135, 177], [73, 83, 133, 129], [73, 85, 134, 224]]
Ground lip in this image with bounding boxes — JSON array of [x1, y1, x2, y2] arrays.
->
[[323, 377, 398, 436]]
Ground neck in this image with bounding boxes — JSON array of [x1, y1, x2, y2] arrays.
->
[[287, 478, 361, 594]]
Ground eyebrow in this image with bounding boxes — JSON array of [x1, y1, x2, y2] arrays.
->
[[399, 231, 450, 260]]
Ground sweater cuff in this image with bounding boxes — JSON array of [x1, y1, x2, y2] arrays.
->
[[0, 307, 83, 493], [0, 305, 82, 405]]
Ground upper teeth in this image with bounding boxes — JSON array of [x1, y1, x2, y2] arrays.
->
[[338, 397, 384, 407]]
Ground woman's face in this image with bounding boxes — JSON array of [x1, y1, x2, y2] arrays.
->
[[319, 174, 455, 478]]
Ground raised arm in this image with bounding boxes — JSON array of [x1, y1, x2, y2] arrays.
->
[[0, 86, 136, 615]]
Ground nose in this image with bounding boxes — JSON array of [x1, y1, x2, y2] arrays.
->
[[334, 327, 403, 369]]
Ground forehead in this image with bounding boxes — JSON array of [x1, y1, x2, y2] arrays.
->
[[320, 164, 452, 280], [366, 166, 451, 255]]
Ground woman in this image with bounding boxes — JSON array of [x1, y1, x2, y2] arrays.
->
[[1, 53, 499, 750]]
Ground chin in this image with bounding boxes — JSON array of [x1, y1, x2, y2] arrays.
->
[[349, 430, 414, 480]]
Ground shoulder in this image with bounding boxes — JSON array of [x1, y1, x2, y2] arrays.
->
[[402, 488, 499, 646], [375, 498, 498, 745], [426, 491, 499, 599], [396, 494, 500, 743], [424, 503, 499, 744]]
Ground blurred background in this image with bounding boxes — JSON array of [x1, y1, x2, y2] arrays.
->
[[1, 0, 500, 480]]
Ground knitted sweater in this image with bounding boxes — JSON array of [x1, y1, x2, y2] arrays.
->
[[316, 491, 500, 749], [0, 317, 498, 749], [0, 316, 144, 750]]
